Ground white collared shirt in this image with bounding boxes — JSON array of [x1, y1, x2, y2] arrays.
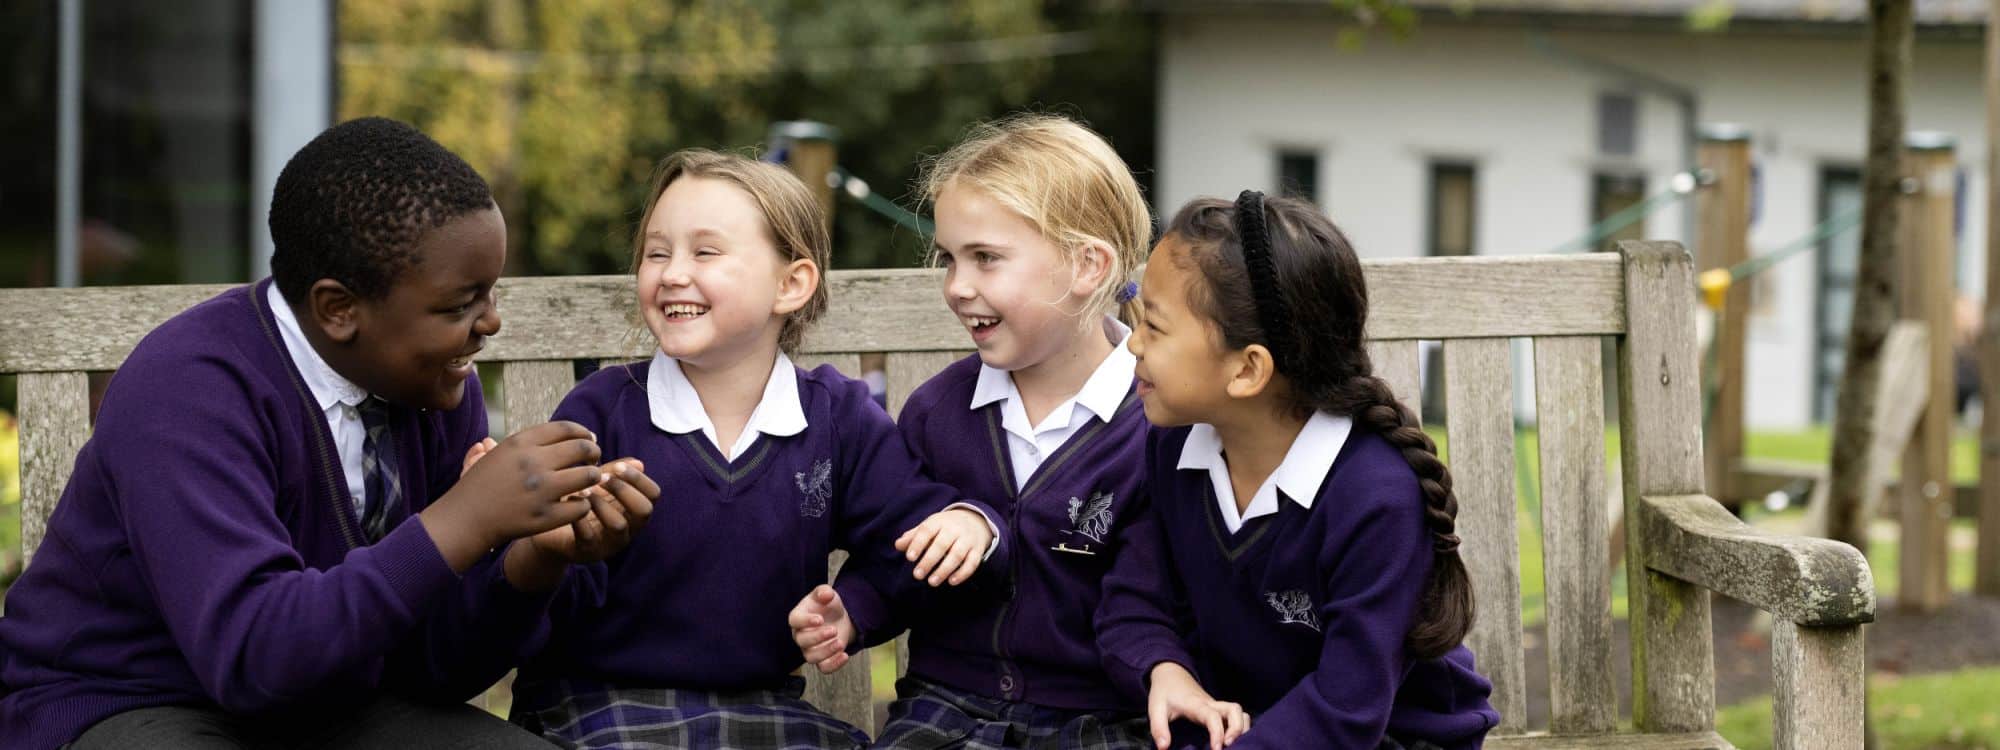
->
[[1177, 411, 1354, 533], [266, 283, 373, 517], [970, 318, 1136, 484], [646, 350, 807, 460], [649, 348, 999, 557]]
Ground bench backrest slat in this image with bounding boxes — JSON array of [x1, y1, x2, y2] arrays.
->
[[1532, 336, 1618, 734], [498, 360, 580, 436], [1440, 337, 1528, 734], [17, 371, 90, 561], [1364, 339, 1423, 423]]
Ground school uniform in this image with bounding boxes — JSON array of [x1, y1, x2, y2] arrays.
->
[[836, 320, 1190, 750], [511, 351, 1007, 750], [0, 279, 548, 750], [1149, 413, 1501, 750]]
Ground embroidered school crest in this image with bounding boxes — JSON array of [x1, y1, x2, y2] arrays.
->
[[796, 459, 832, 518], [1265, 590, 1321, 632], [1062, 491, 1115, 544]]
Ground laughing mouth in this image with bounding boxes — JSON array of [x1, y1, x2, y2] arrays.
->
[[664, 302, 709, 320]]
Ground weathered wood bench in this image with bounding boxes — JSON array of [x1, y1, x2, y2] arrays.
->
[[0, 240, 1873, 747]]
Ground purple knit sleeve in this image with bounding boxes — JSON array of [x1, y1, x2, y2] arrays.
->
[[826, 375, 1009, 648], [99, 355, 460, 713], [1094, 486, 1199, 703]]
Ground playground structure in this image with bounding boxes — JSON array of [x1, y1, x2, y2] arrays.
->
[[1696, 128, 1991, 613]]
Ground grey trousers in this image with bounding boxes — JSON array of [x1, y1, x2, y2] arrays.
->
[[68, 694, 554, 750]]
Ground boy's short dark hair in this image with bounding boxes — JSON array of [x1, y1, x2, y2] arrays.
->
[[268, 117, 494, 304]]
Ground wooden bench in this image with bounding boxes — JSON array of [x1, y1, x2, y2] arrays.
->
[[0, 240, 1873, 747]]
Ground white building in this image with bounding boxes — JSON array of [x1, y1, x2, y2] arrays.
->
[[1154, 0, 1990, 429]]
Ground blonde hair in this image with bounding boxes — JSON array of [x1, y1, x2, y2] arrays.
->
[[632, 149, 830, 353], [919, 114, 1150, 320]]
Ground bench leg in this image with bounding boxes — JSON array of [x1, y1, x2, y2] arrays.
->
[[1773, 620, 1866, 750]]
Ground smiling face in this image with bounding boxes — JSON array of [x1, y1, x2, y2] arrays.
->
[[933, 182, 1098, 373], [636, 175, 806, 371], [330, 206, 505, 411], [1128, 235, 1241, 427]]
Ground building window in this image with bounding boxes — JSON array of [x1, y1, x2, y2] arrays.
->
[[1590, 172, 1647, 251], [1276, 149, 1318, 203], [1427, 162, 1475, 256], [1813, 167, 1864, 422], [1598, 92, 1638, 156]]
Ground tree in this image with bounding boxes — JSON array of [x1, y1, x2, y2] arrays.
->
[[1824, 0, 1910, 556]]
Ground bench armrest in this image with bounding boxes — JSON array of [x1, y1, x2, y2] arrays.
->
[[1638, 493, 1876, 626]]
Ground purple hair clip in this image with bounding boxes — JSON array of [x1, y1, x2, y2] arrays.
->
[[1115, 281, 1139, 304]]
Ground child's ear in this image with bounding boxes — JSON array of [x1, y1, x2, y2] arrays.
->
[[1068, 239, 1116, 299], [307, 279, 363, 344], [772, 256, 821, 316], [1224, 344, 1278, 400]]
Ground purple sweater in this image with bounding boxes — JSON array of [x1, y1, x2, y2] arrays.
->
[[1147, 424, 1499, 749], [0, 280, 543, 750], [513, 360, 1007, 704], [833, 355, 1190, 712]]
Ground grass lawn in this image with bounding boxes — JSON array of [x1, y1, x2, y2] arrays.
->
[[1717, 667, 2000, 750]]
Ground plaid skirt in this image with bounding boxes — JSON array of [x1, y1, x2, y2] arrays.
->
[[1163, 724, 1444, 750], [871, 677, 1153, 750], [513, 676, 870, 750]]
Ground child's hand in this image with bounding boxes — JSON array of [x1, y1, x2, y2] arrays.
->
[[894, 508, 992, 587], [529, 458, 659, 565], [461, 437, 498, 477], [422, 421, 604, 571], [501, 458, 658, 592], [1147, 662, 1249, 750], [788, 585, 855, 674]]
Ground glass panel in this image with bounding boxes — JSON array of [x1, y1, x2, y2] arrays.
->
[[1591, 172, 1646, 252], [1430, 163, 1475, 256], [81, 0, 254, 286], [1277, 150, 1318, 204]]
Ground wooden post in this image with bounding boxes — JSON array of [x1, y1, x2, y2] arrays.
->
[[1898, 132, 1958, 612], [1977, 0, 2000, 598], [1617, 241, 1717, 733], [769, 121, 841, 224], [1698, 125, 1753, 511]]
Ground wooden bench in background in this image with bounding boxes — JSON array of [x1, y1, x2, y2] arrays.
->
[[0, 240, 1874, 748]]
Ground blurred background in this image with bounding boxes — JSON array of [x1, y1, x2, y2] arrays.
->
[[2, 1, 1997, 747]]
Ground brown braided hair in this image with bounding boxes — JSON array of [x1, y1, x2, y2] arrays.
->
[[1164, 195, 1473, 660]]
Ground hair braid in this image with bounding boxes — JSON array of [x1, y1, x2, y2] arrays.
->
[[1341, 375, 1472, 659]]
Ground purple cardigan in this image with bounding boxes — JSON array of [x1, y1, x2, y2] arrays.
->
[[1147, 424, 1500, 749], [512, 360, 1008, 704], [834, 354, 1190, 712], [0, 280, 543, 750]]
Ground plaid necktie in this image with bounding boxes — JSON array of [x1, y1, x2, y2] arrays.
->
[[356, 398, 401, 543]]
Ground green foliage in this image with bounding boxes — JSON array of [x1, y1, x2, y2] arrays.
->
[[1686, 0, 1736, 32], [337, 0, 1157, 274]]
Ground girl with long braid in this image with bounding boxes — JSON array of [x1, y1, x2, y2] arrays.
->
[[1125, 191, 1500, 749]]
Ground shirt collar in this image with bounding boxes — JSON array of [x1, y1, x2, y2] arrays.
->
[[1177, 411, 1353, 530], [969, 317, 1136, 425], [646, 350, 807, 446], [266, 282, 369, 413]]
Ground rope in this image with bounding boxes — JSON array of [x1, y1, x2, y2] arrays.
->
[[1546, 169, 1709, 255], [833, 166, 933, 236], [1696, 205, 1863, 308]]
